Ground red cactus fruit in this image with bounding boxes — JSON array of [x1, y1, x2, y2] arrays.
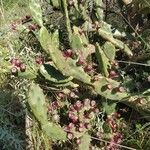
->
[[63, 49, 73, 58], [74, 100, 82, 110], [76, 138, 81, 144], [84, 64, 93, 72], [20, 63, 26, 72], [68, 123, 75, 129], [76, 57, 85, 66]]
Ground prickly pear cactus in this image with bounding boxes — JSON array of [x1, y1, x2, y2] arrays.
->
[[39, 27, 92, 85], [42, 123, 67, 141], [95, 43, 111, 77], [28, 0, 150, 125], [78, 134, 91, 150], [93, 77, 130, 100], [29, 0, 43, 26], [103, 42, 116, 61], [28, 83, 48, 124], [40, 64, 73, 84], [28, 83, 67, 140]]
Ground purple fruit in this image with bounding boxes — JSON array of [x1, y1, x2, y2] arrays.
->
[[79, 123, 84, 128], [10, 58, 21, 67], [74, 100, 82, 110], [64, 126, 70, 132], [76, 57, 85, 66], [109, 70, 117, 76], [10, 58, 16, 65], [69, 105, 76, 112], [109, 70, 118, 78], [25, 15, 31, 20], [69, 91, 76, 98], [72, 116, 78, 123], [20, 63, 26, 72], [76, 138, 81, 144], [68, 123, 74, 129], [51, 101, 59, 110], [58, 92, 65, 99], [78, 123, 85, 132], [15, 59, 21, 67], [68, 112, 78, 122], [85, 123, 91, 129], [63, 49, 73, 58], [84, 64, 93, 72]]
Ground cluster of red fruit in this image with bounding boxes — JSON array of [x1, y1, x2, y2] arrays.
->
[[28, 24, 40, 31], [106, 83, 125, 93], [64, 99, 100, 144], [106, 132, 123, 150], [10, 58, 26, 75], [63, 49, 94, 73], [106, 113, 123, 149], [11, 15, 39, 31], [11, 15, 30, 31]]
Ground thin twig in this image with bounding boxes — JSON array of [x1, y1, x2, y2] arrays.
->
[[116, 60, 150, 67], [0, 106, 17, 117], [91, 136, 137, 150]]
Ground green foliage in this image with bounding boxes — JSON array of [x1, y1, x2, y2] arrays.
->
[[95, 43, 110, 77], [39, 26, 51, 54], [50, 0, 61, 8], [40, 64, 73, 84], [39, 27, 92, 85], [97, 22, 133, 56], [78, 134, 91, 150], [28, 83, 67, 140], [42, 123, 67, 141], [103, 42, 116, 61], [95, 0, 103, 20], [93, 77, 129, 100], [28, 83, 48, 124], [102, 102, 116, 115], [29, 0, 43, 26]]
